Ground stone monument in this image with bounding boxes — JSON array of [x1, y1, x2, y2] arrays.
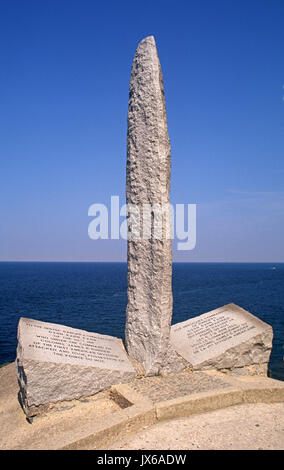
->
[[171, 303, 273, 375], [15, 36, 274, 420], [17, 318, 135, 417], [125, 36, 173, 376]]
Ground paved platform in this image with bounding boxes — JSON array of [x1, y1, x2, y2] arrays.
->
[[107, 402, 284, 450], [0, 362, 284, 450]]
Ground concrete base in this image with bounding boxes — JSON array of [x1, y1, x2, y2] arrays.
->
[[0, 362, 284, 450]]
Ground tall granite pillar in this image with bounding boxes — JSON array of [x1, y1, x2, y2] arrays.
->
[[125, 36, 173, 376]]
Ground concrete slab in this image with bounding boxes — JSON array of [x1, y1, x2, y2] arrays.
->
[[0, 362, 283, 450]]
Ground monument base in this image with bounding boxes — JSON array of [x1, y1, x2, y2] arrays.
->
[[16, 303, 274, 419], [170, 304, 273, 373], [1, 361, 284, 448], [17, 318, 136, 418]]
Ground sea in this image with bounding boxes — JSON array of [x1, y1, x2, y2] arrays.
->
[[0, 262, 283, 380]]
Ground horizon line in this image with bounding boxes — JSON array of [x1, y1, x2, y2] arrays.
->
[[0, 260, 283, 264]]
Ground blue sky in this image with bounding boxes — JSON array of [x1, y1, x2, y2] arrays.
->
[[0, 0, 283, 261]]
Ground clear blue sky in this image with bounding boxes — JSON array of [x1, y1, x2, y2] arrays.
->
[[0, 0, 283, 262]]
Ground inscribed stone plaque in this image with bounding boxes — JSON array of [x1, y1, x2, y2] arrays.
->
[[18, 317, 134, 370], [17, 317, 135, 411], [170, 304, 273, 371]]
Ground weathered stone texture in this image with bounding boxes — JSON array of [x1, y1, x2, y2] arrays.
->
[[125, 36, 173, 375], [17, 318, 135, 414], [171, 304, 273, 372]]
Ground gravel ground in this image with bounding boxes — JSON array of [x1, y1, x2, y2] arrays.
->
[[107, 403, 284, 450]]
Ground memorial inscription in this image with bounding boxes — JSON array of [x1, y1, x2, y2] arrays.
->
[[20, 318, 132, 371], [171, 303, 273, 371], [177, 310, 256, 355], [17, 318, 136, 411]]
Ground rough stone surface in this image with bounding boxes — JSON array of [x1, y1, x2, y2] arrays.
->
[[161, 344, 190, 375], [125, 35, 174, 375], [220, 363, 269, 377], [129, 371, 230, 404], [170, 303, 273, 372], [17, 318, 135, 414]]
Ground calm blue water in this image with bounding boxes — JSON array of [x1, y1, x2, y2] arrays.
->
[[0, 262, 283, 380]]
